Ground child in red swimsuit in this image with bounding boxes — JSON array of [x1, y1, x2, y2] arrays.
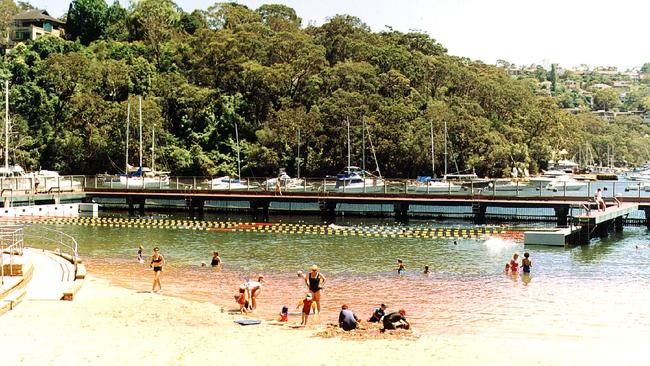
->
[[296, 293, 316, 325], [509, 253, 520, 273]]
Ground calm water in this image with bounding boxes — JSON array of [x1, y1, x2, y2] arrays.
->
[[31, 211, 650, 337]]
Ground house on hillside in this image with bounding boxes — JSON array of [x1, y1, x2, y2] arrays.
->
[[10, 9, 65, 44]]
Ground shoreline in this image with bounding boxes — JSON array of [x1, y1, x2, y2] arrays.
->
[[1, 274, 649, 365]]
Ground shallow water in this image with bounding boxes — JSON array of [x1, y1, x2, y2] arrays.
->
[[29, 212, 650, 336]]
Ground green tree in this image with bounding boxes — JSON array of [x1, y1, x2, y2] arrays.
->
[[66, 0, 108, 45], [593, 88, 620, 111]]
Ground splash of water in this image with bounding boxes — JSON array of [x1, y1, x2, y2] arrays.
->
[[483, 236, 519, 255]]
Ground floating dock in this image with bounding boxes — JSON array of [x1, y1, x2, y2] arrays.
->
[[524, 227, 580, 246]]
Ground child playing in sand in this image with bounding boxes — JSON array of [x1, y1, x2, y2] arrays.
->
[[278, 306, 289, 322], [236, 286, 250, 314], [296, 293, 317, 325]]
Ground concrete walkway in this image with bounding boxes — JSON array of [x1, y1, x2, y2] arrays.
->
[[21, 248, 75, 301]]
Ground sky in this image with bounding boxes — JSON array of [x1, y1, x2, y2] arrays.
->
[[30, 0, 650, 71]]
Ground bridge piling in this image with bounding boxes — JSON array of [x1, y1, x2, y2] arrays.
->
[[472, 203, 486, 225], [250, 200, 270, 221], [394, 203, 409, 222], [554, 206, 569, 227], [187, 198, 205, 218], [319, 201, 336, 220]]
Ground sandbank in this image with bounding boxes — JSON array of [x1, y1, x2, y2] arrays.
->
[[0, 275, 648, 365]]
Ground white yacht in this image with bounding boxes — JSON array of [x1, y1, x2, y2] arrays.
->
[[486, 178, 532, 193], [333, 166, 385, 193], [407, 176, 463, 193], [263, 171, 312, 192], [544, 175, 587, 191], [207, 176, 256, 191]]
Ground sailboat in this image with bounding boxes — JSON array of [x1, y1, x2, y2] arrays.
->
[[263, 128, 313, 192], [407, 120, 463, 194], [104, 97, 169, 189], [206, 120, 256, 190], [332, 117, 385, 193], [0, 81, 81, 192]]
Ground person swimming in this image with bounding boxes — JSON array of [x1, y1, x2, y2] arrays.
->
[[397, 259, 405, 274]]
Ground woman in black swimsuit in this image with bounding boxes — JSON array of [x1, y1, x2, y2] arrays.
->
[[211, 251, 221, 267], [304, 264, 325, 313], [150, 247, 165, 293]]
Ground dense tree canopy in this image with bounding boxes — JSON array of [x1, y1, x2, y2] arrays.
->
[[1, 1, 648, 176]]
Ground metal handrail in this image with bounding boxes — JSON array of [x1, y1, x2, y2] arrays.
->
[[0, 226, 24, 285], [22, 225, 78, 263]]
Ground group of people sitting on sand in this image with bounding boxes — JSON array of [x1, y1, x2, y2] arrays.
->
[[288, 266, 410, 331]]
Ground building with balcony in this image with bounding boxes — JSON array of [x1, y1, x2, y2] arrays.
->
[[10, 9, 65, 44]]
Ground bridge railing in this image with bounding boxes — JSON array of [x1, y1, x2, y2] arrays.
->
[[79, 175, 647, 199], [0, 225, 24, 285]]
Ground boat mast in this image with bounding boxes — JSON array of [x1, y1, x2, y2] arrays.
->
[[443, 120, 448, 175], [138, 96, 142, 171], [125, 100, 130, 173], [4, 80, 8, 171], [296, 127, 301, 179], [151, 122, 155, 172], [235, 121, 241, 178], [430, 119, 435, 177], [362, 116, 366, 172], [366, 123, 382, 179], [346, 117, 351, 172]]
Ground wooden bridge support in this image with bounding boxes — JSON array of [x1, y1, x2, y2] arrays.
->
[[596, 220, 611, 238], [127, 197, 145, 215], [472, 203, 486, 225], [554, 206, 569, 227], [614, 216, 624, 233], [645, 208, 650, 229], [319, 201, 337, 220], [250, 200, 270, 222], [394, 203, 409, 222], [187, 198, 205, 218]]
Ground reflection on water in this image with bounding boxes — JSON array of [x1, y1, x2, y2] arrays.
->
[[35, 212, 650, 337]]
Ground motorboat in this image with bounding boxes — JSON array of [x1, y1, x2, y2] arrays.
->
[[544, 175, 587, 191], [441, 173, 491, 189], [407, 176, 463, 193], [29, 170, 83, 192], [263, 171, 312, 192], [207, 176, 256, 190], [626, 169, 650, 182], [102, 166, 169, 189], [333, 166, 385, 193], [485, 178, 532, 193]]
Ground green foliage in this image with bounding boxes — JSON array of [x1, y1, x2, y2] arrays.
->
[[593, 88, 620, 111], [3, 3, 648, 176], [67, 0, 109, 45]]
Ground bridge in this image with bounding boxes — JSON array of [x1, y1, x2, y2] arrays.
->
[[2, 175, 650, 245]]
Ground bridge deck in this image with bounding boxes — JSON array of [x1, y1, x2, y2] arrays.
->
[[574, 202, 639, 225]]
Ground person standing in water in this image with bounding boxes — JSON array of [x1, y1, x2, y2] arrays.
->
[[304, 264, 325, 313], [521, 252, 532, 274], [509, 253, 519, 273], [150, 247, 165, 293], [211, 251, 221, 267], [137, 245, 145, 263], [397, 259, 405, 274]]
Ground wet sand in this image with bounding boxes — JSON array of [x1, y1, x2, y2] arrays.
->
[[1, 275, 649, 365]]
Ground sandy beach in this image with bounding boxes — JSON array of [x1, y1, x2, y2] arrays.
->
[[0, 274, 648, 366]]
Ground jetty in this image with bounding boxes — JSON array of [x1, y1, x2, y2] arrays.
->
[[1, 175, 650, 246]]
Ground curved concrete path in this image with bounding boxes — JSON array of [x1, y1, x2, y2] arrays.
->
[[21, 248, 75, 301]]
